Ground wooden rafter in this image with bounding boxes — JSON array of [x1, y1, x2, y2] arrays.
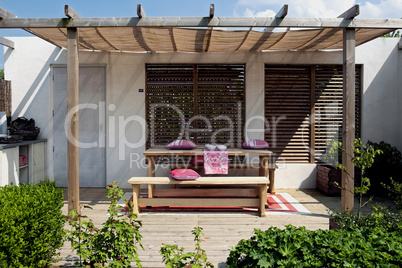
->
[[210, 4, 215, 18], [0, 36, 14, 49], [264, 4, 288, 33], [205, 4, 215, 52], [237, 4, 288, 51], [65, 5, 81, 19], [0, 7, 63, 48], [0, 7, 17, 19], [338, 5, 360, 19], [137, 4, 146, 18]]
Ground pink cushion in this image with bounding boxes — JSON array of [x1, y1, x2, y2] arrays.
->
[[170, 169, 200, 180], [242, 140, 269, 149], [167, 140, 197, 150]]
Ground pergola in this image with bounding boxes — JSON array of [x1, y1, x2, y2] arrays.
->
[[1, 4, 401, 214]]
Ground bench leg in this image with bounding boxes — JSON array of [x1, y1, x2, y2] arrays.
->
[[259, 185, 267, 217], [147, 156, 155, 198], [132, 185, 140, 214]]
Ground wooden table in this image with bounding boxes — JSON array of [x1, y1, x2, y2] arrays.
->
[[143, 148, 276, 195]]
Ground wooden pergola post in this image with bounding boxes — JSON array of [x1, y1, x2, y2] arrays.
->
[[341, 28, 356, 212], [67, 27, 80, 213]]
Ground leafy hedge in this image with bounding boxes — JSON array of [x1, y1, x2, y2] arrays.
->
[[330, 204, 402, 232], [366, 141, 402, 195], [0, 181, 66, 267], [226, 225, 402, 267]]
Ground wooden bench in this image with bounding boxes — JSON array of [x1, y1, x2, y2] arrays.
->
[[127, 176, 269, 217]]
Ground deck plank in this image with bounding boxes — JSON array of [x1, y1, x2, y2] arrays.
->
[[53, 188, 343, 267]]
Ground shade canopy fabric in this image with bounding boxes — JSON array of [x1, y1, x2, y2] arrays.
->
[[27, 26, 393, 53]]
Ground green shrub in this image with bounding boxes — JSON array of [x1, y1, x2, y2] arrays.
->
[[366, 141, 402, 195], [330, 204, 402, 232], [383, 178, 402, 211], [226, 225, 402, 267], [68, 181, 143, 267], [160, 227, 214, 268], [0, 180, 66, 267]]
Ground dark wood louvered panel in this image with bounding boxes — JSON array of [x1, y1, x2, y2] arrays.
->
[[314, 65, 361, 162], [146, 64, 245, 149], [146, 65, 195, 147], [196, 65, 245, 146], [265, 66, 312, 163], [264, 65, 362, 164]]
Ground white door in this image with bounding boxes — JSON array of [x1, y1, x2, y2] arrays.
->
[[53, 66, 106, 187]]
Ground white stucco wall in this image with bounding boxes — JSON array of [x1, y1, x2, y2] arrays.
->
[[4, 36, 401, 189], [356, 38, 402, 150]]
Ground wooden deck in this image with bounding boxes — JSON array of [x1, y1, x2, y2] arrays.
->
[[53, 188, 343, 268]]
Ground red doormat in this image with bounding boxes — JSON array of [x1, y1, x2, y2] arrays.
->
[[117, 192, 311, 215]]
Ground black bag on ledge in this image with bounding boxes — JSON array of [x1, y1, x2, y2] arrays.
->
[[10, 117, 40, 140]]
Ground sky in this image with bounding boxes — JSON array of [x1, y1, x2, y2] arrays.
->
[[0, 0, 401, 67]]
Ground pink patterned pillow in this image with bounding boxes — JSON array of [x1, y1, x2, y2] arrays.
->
[[242, 140, 269, 149], [170, 169, 200, 180], [167, 140, 197, 150]]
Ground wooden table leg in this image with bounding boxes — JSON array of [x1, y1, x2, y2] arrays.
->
[[259, 185, 267, 217], [132, 184, 140, 214], [147, 156, 155, 198], [259, 156, 269, 206]]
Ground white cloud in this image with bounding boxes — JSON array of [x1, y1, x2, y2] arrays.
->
[[236, 0, 402, 18], [243, 8, 276, 17], [360, 0, 402, 18]]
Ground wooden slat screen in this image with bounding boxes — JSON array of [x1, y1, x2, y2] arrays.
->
[[264, 65, 361, 164], [146, 65, 195, 147], [0, 80, 11, 118], [314, 65, 361, 162], [146, 64, 245, 149], [196, 65, 245, 147], [264, 66, 312, 163]]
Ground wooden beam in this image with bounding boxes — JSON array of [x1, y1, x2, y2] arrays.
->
[[210, 4, 215, 18], [275, 4, 288, 19], [264, 5, 289, 33], [341, 28, 356, 212], [0, 17, 401, 29], [65, 5, 81, 19], [338, 5, 360, 19], [137, 4, 146, 18], [67, 27, 80, 214], [0, 7, 17, 19], [0, 36, 14, 49]]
